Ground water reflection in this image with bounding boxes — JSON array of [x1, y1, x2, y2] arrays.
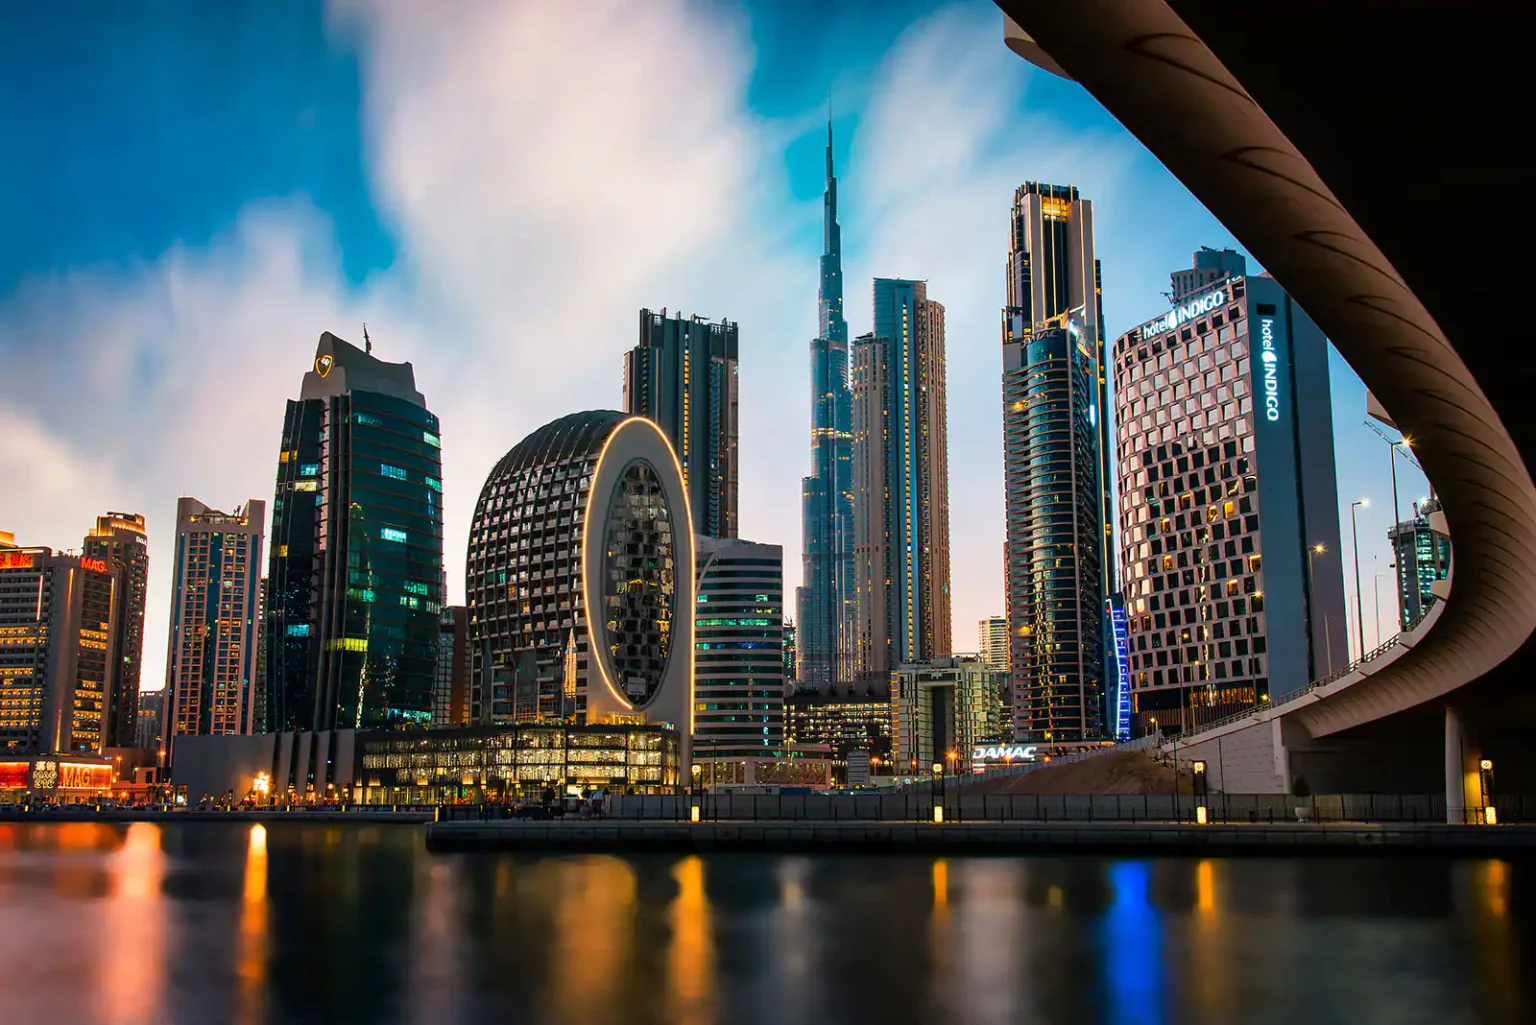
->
[[1101, 861, 1165, 1025], [101, 823, 166, 1025], [237, 824, 268, 1025], [0, 825, 1529, 1025], [542, 855, 637, 1023], [1187, 859, 1232, 1020], [952, 859, 1029, 1024], [666, 856, 715, 1025]]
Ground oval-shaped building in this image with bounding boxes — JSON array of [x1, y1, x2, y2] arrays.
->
[[467, 411, 694, 766]]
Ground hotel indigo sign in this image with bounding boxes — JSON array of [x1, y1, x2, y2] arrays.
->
[[1259, 317, 1281, 422], [1140, 286, 1228, 338]]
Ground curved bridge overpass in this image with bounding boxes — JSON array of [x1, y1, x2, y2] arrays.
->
[[996, 0, 1536, 804]]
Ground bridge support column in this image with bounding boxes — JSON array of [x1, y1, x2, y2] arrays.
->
[[1444, 705, 1481, 824]]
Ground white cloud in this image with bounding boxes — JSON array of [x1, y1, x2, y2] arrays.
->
[[0, 0, 814, 696], [0, 0, 1254, 704]]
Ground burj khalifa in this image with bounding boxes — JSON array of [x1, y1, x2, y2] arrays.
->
[[796, 122, 855, 690]]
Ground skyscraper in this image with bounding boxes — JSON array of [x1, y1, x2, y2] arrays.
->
[[853, 279, 952, 679], [466, 411, 695, 767], [977, 616, 1008, 671], [1112, 263, 1346, 733], [798, 122, 855, 690], [83, 512, 149, 748], [165, 498, 265, 742], [782, 619, 797, 684], [694, 536, 784, 767], [435, 605, 470, 726], [1169, 246, 1248, 303], [624, 309, 739, 539], [1001, 182, 1113, 744], [264, 332, 445, 733], [135, 688, 164, 754], [0, 535, 119, 754], [1388, 497, 1451, 631]]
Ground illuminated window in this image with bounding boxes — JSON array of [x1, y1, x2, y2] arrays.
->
[[300, 463, 319, 477], [381, 527, 407, 544], [380, 464, 408, 480]]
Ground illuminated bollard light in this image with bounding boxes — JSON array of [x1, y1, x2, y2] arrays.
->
[[690, 805, 701, 824], [1196, 805, 1208, 826], [1485, 806, 1497, 826], [933, 806, 944, 824]]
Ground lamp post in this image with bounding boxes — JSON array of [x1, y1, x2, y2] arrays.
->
[[947, 749, 958, 820], [931, 761, 944, 823], [1381, 434, 1411, 549], [1350, 499, 1368, 661], [1306, 544, 1333, 674]]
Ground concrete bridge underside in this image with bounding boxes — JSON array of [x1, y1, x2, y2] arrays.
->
[[997, 0, 1536, 805]]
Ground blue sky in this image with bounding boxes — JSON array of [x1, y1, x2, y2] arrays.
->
[[0, 0, 1425, 693]]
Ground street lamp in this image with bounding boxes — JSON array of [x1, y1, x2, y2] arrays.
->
[[931, 761, 945, 823], [1379, 433, 1410, 552], [1350, 499, 1368, 660], [1306, 544, 1334, 673]]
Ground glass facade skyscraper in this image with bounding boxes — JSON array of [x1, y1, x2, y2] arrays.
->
[[264, 332, 445, 733], [624, 309, 739, 539], [853, 278, 952, 680], [1001, 182, 1113, 744], [798, 122, 855, 689]]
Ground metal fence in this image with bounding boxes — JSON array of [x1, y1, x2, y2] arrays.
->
[[497, 790, 1534, 825]]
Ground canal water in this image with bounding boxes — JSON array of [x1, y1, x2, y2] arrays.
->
[[0, 821, 1527, 1025]]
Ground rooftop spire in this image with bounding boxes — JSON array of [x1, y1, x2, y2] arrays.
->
[[825, 106, 835, 184]]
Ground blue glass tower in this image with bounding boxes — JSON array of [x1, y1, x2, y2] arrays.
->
[[796, 122, 855, 689], [264, 332, 445, 733]]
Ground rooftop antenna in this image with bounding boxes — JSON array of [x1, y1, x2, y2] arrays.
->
[[363, 323, 373, 355]]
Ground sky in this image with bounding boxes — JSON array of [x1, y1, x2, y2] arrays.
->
[[0, 0, 1427, 695]]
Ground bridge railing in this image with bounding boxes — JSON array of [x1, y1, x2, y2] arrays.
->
[[584, 789, 1531, 825], [1174, 605, 1434, 743]]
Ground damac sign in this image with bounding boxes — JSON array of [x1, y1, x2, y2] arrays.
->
[[1139, 286, 1228, 338], [971, 745, 1039, 762], [1259, 318, 1281, 422]]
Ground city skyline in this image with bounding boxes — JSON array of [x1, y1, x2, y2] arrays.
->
[[0, 1, 1428, 700]]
